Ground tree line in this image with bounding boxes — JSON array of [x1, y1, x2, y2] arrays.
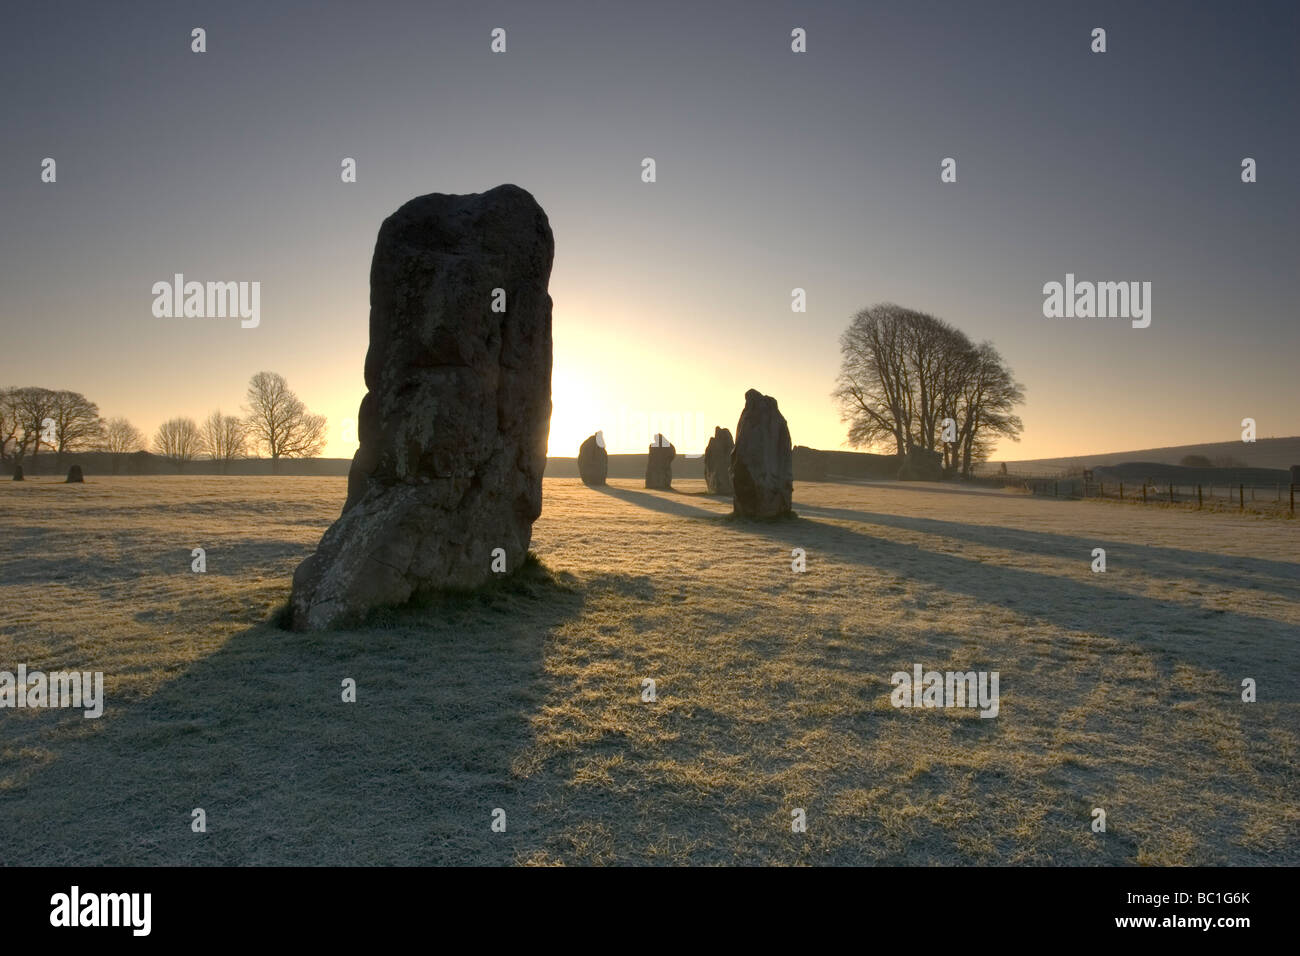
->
[[1, 371, 326, 474], [834, 303, 1025, 476]]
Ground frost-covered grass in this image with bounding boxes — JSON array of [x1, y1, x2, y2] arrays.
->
[[1, 475, 1295, 865]]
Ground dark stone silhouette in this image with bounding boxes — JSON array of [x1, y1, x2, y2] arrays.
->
[[898, 444, 943, 481], [645, 434, 675, 489], [1291, 465, 1300, 485], [12, 465, 23, 481], [704, 427, 735, 495], [578, 431, 608, 486], [731, 389, 793, 518], [65, 465, 84, 483], [290, 185, 554, 630]]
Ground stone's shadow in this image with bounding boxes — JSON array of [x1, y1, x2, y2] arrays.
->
[[0, 559, 592, 866], [830, 479, 1035, 501], [798, 503, 1300, 599], [589, 484, 729, 519], [597, 485, 1297, 694]]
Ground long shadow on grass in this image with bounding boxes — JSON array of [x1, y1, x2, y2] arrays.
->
[[0, 558, 618, 866], [796, 502, 1300, 600], [594, 485, 1298, 695]]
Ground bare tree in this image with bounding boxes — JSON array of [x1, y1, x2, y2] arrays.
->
[[49, 390, 105, 469], [0, 388, 18, 468], [243, 371, 326, 471], [102, 417, 145, 474], [952, 342, 1024, 477], [834, 304, 1024, 476], [200, 410, 248, 474], [833, 305, 915, 454], [8, 386, 57, 470], [153, 417, 201, 472]]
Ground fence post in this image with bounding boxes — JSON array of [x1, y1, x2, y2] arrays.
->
[[1169, 483, 1174, 504], [1291, 484, 1295, 516], [1054, 481, 1058, 497], [1197, 484, 1202, 509], [1142, 484, 1147, 504], [1120, 481, 1124, 501], [1239, 484, 1244, 510]]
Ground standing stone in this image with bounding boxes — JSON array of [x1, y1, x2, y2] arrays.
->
[[578, 431, 608, 486], [730, 389, 793, 518], [289, 185, 554, 630], [898, 444, 943, 481], [704, 427, 734, 495], [645, 434, 675, 489], [1291, 465, 1300, 485], [65, 465, 84, 483], [12, 465, 23, 481]]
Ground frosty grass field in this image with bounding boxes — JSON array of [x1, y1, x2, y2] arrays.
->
[[1, 475, 1296, 865]]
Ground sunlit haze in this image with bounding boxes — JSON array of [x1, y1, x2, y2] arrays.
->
[[2, 0, 1295, 461]]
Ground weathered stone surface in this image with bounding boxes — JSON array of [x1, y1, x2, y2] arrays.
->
[[898, 443, 943, 481], [289, 184, 554, 630], [731, 389, 793, 518], [703, 427, 734, 495], [65, 465, 84, 483], [645, 434, 675, 489], [579, 431, 608, 486], [12, 464, 23, 481]]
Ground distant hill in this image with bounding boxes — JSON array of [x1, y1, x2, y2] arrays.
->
[[981, 436, 1300, 477], [1092, 461, 1290, 487]]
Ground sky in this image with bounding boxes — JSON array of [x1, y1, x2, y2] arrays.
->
[[1, 0, 1296, 460]]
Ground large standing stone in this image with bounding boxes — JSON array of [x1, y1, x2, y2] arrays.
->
[[730, 389, 793, 518], [289, 184, 554, 630], [65, 465, 84, 483], [12, 464, 23, 481], [645, 434, 674, 489], [898, 444, 943, 481], [578, 431, 608, 486], [704, 427, 734, 495]]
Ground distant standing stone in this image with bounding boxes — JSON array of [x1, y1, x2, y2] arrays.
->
[[731, 389, 793, 518], [645, 434, 675, 489], [579, 431, 608, 486], [65, 465, 84, 483], [12, 464, 23, 481], [704, 427, 735, 495], [289, 184, 554, 630]]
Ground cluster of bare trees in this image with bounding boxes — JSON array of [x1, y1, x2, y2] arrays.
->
[[0, 387, 107, 470], [2, 372, 327, 474], [833, 304, 1025, 477]]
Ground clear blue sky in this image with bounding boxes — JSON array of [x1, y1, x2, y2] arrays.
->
[[2, 0, 1296, 458]]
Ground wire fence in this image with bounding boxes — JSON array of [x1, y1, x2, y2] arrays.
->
[[1017, 475, 1298, 516]]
